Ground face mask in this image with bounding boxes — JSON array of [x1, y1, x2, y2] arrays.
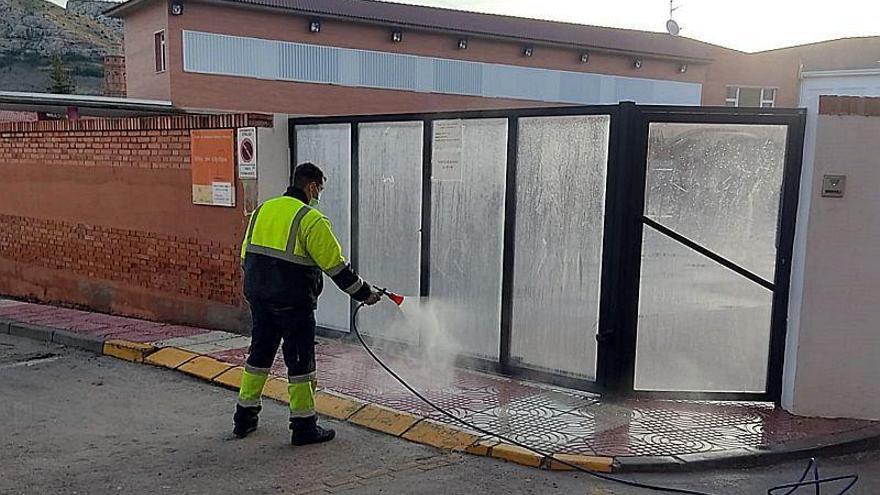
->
[[309, 184, 321, 207]]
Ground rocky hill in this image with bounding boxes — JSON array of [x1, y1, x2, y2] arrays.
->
[[0, 0, 123, 95]]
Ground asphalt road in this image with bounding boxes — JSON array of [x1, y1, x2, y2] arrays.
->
[[2, 332, 879, 495]]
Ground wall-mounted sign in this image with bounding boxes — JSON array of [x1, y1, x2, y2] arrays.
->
[[237, 127, 257, 180], [191, 129, 235, 207], [432, 120, 463, 182]]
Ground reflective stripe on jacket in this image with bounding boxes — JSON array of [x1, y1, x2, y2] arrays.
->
[[241, 187, 371, 308]]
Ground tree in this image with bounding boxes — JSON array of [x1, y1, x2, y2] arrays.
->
[[49, 53, 76, 94]]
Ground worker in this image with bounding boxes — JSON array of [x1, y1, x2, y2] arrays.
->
[[234, 162, 382, 445]]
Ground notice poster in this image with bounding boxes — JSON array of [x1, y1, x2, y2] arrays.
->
[[191, 129, 236, 207], [432, 120, 463, 182]]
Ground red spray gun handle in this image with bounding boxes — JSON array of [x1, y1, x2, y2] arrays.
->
[[376, 288, 405, 306]]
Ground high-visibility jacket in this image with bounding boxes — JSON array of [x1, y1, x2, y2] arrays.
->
[[240, 187, 371, 308]]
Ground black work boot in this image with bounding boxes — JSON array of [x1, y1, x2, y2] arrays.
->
[[290, 416, 335, 446], [232, 405, 261, 438]]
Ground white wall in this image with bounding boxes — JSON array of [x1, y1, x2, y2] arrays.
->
[[784, 75, 880, 418], [256, 114, 291, 203], [784, 96, 880, 418]]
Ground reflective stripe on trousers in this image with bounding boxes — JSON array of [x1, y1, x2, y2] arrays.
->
[[288, 372, 317, 418], [237, 366, 270, 408]]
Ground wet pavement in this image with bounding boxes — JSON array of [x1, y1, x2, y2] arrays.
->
[[1, 298, 876, 461]]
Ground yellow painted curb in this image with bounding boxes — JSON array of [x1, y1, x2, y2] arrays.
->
[[103, 340, 156, 363], [130, 347, 611, 473], [178, 356, 234, 381], [402, 420, 479, 451], [315, 391, 366, 420], [465, 439, 499, 456], [213, 366, 244, 389], [547, 454, 614, 473], [349, 404, 421, 437], [490, 443, 544, 468], [144, 347, 198, 369], [263, 377, 289, 403]]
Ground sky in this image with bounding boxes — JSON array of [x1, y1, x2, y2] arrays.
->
[[382, 0, 880, 52], [51, 0, 880, 53]]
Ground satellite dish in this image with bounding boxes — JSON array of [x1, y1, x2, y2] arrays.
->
[[666, 18, 680, 36]]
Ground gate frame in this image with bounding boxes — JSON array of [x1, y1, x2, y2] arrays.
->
[[288, 103, 806, 403], [605, 104, 807, 403]]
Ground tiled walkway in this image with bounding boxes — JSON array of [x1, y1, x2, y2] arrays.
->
[[2, 298, 876, 459]]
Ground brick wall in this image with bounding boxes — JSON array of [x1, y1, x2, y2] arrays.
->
[[0, 215, 241, 306], [819, 95, 880, 116], [0, 113, 271, 331], [0, 129, 190, 169]]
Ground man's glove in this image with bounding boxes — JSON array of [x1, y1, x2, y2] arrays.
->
[[364, 290, 382, 306]]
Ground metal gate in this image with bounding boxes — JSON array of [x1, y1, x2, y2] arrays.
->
[[289, 103, 805, 402]]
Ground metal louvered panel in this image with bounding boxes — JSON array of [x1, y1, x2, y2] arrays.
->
[[183, 31, 278, 79], [433, 58, 482, 96], [278, 42, 340, 83], [182, 30, 702, 105]]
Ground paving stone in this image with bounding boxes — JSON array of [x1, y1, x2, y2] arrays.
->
[[213, 367, 244, 389], [490, 444, 544, 468], [402, 420, 479, 451], [315, 391, 366, 420], [349, 405, 421, 437], [176, 342, 237, 354], [103, 340, 157, 363], [178, 356, 234, 381], [153, 331, 238, 348], [613, 455, 685, 472], [145, 347, 199, 369], [547, 453, 614, 473]]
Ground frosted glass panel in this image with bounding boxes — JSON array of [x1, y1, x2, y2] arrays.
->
[[429, 119, 507, 359], [510, 115, 610, 379], [296, 124, 351, 332], [635, 228, 772, 392], [645, 123, 787, 281], [357, 122, 423, 343]]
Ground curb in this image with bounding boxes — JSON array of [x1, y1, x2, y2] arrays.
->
[[6, 315, 880, 473], [613, 425, 880, 473], [4, 318, 104, 354], [104, 340, 157, 363]]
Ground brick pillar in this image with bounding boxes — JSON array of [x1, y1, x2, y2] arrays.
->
[[103, 55, 127, 98]]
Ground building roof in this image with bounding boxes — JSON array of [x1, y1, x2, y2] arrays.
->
[[106, 0, 717, 62], [0, 91, 180, 117], [751, 36, 880, 72]]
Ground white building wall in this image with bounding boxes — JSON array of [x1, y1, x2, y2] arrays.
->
[[784, 73, 880, 419]]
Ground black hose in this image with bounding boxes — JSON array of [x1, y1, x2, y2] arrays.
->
[[351, 302, 858, 495]]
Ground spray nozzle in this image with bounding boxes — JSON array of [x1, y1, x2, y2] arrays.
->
[[377, 288, 405, 306]]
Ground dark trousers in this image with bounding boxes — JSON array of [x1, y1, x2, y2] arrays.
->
[[246, 299, 316, 377]]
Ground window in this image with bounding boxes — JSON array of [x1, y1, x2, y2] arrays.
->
[[725, 86, 776, 107], [760, 88, 776, 107], [154, 30, 166, 73]]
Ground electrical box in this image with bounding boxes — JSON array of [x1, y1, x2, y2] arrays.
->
[[821, 175, 846, 198]]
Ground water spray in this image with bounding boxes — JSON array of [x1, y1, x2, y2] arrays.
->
[[352, 293, 859, 495]]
